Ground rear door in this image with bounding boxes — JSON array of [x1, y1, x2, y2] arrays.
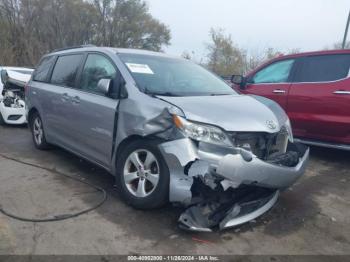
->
[[64, 53, 122, 167], [29, 55, 60, 141], [241, 59, 296, 110], [288, 54, 350, 144], [46, 53, 85, 146]]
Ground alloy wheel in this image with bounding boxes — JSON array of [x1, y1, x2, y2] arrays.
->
[[123, 149, 160, 198], [33, 117, 44, 145]]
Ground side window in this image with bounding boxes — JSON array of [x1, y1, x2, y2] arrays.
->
[[50, 54, 84, 87], [33, 56, 56, 82], [252, 59, 295, 84], [295, 55, 350, 82], [80, 54, 118, 94]]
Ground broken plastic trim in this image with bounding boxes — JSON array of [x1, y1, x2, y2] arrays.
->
[[178, 188, 279, 232], [219, 190, 279, 229]]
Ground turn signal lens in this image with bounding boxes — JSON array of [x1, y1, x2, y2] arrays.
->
[[173, 115, 183, 128]]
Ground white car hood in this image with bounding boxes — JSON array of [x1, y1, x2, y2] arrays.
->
[[6, 70, 32, 87]]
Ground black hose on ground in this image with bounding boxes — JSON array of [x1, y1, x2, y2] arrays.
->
[[0, 153, 107, 222]]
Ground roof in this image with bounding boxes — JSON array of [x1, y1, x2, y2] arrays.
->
[[48, 46, 181, 59], [275, 49, 350, 60], [246, 49, 350, 76]]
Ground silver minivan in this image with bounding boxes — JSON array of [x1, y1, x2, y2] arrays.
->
[[26, 46, 309, 232]]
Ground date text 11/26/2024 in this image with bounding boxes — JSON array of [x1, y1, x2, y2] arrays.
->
[[127, 256, 220, 261]]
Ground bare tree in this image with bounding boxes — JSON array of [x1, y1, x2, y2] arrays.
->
[[90, 0, 171, 50], [0, 0, 171, 66], [206, 28, 245, 76]]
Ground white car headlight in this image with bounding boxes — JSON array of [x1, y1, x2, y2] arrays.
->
[[173, 115, 232, 147]]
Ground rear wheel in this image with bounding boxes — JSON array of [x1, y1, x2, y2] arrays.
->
[[29, 112, 50, 150], [116, 139, 169, 209]]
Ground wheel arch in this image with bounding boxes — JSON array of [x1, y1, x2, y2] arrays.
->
[[114, 135, 170, 209], [27, 107, 39, 126], [114, 134, 165, 173]]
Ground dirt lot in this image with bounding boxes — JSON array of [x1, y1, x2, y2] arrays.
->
[[0, 124, 349, 255]]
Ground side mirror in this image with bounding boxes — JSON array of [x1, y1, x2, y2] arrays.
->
[[97, 78, 112, 95], [231, 75, 246, 89]]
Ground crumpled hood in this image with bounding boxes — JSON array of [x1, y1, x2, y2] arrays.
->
[[158, 94, 288, 133], [5, 70, 32, 87]]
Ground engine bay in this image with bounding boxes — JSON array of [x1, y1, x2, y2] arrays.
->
[[2, 85, 25, 109]]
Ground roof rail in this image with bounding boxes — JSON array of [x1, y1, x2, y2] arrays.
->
[[52, 44, 96, 53]]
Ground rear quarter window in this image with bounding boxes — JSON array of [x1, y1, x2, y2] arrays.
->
[[295, 54, 350, 82], [50, 54, 84, 88], [33, 56, 56, 82]]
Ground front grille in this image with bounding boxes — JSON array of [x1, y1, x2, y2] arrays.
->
[[228, 128, 289, 159]]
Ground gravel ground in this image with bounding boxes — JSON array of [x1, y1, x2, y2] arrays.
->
[[0, 124, 349, 255]]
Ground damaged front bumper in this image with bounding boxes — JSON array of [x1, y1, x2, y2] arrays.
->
[[159, 138, 309, 231], [216, 143, 309, 189], [0, 101, 27, 125]]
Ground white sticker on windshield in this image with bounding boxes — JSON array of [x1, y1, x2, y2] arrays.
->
[[126, 63, 154, 74]]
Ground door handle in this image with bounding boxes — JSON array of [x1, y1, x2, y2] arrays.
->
[[71, 96, 80, 104], [333, 90, 350, 95], [273, 89, 286, 94]]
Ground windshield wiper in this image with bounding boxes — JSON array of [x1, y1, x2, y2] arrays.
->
[[209, 93, 232, 96], [143, 86, 180, 97], [152, 92, 181, 97]]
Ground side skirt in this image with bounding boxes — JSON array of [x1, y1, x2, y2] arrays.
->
[[294, 138, 350, 151]]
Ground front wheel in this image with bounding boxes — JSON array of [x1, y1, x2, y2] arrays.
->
[[29, 112, 50, 150], [116, 139, 169, 209]]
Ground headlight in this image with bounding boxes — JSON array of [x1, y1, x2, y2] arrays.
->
[[173, 115, 232, 147]]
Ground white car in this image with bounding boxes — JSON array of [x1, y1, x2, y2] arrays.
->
[[0, 67, 33, 125]]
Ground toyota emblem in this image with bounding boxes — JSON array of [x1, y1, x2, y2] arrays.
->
[[266, 120, 277, 130]]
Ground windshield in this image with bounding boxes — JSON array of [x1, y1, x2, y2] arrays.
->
[[119, 53, 237, 97]]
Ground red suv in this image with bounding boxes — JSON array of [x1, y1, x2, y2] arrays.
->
[[232, 49, 350, 150]]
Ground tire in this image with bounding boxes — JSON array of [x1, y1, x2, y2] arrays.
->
[[0, 111, 4, 125], [116, 139, 169, 209], [29, 112, 50, 150]]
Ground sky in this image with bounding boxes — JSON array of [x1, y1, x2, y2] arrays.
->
[[146, 0, 350, 59]]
